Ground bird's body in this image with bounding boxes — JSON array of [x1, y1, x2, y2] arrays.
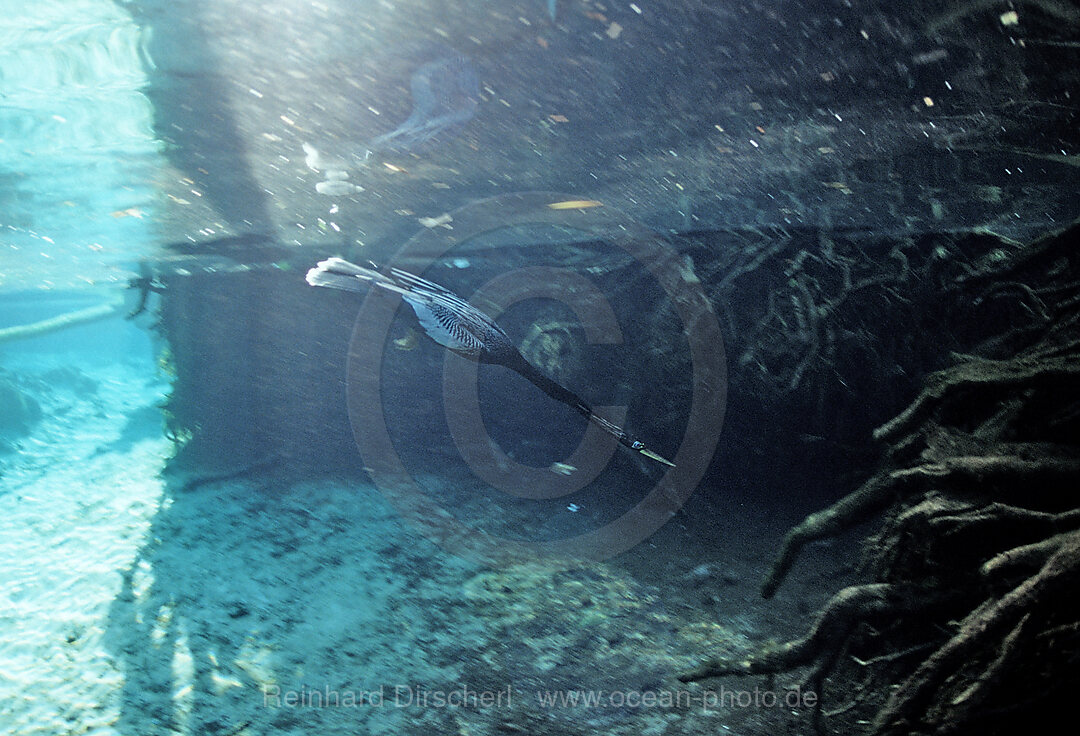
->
[[306, 257, 674, 467]]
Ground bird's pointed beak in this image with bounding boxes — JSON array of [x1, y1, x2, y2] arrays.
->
[[638, 446, 676, 467]]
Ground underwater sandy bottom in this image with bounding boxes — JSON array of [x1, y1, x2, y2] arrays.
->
[[0, 357, 828, 736], [0, 356, 170, 736]]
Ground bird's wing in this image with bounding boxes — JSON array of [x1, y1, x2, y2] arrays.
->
[[402, 293, 485, 354], [387, 266, 507, 343], [386, 267, 471, 305], [307, 258, 493, 355]]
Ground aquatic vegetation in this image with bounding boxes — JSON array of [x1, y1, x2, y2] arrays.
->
[[162, 407, 195, 448], [364, 53, 479, 155], [156, 344, 177, 380]]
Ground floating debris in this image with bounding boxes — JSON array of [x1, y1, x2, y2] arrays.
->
[[418, 213, 453, 229], [393, 328, 419, 350], [547, 199, 602, 210], [912, 48, 948, 65], [679, 254, 701, 284], [302, 142, 347, 172], [111, 207, 144, 219], [315, 180, 360, 196]]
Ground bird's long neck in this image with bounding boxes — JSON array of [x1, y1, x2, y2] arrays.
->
[[505, 352, 637, 448], [506, 353, 592, 418]]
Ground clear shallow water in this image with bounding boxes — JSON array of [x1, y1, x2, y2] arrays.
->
[[1, 0, 160, 291], [4, 0, 1076, 291]]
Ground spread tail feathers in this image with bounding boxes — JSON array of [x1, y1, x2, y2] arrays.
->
[[305, 257, 377, 292], [306, 257, 411, 297]]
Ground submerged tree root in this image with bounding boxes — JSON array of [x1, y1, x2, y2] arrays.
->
[[679, 584, 953, 681], [682, 222, 1080, 734], [759, 476, 897, 599], [873, 530, 1080, 735]]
